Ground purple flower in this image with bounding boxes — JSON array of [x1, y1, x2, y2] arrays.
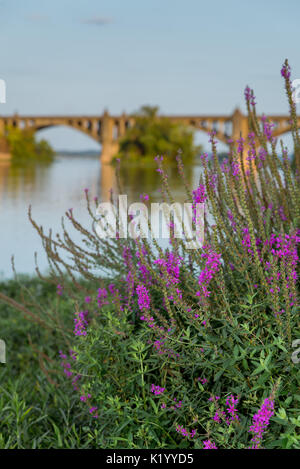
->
[[89, 406, 98, 418], [150, 384, 165, 395], [74, 310, 89, 336], [196, 246, 221, 298], [237, 137, 245, 153], [192, 184, 206, 204], [244, 86, 256, 106], [200, 152, 209, 162], [261, 115, 274, 142], [176, 425, 196, 439], [281, 63, 291, 80], [203, 439, 217, 449], [231, 159, 240, 178], [225, 394, 240, 424], [136, 284, 150, 311], [249, 397, 274, 449], [97, 287, 108, 308], [227, 210, 237, 231], [154, 252, 181, 288]]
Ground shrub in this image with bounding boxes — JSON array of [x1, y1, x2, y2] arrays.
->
[[4, 60, 300, 449], [5, 126, 54, 164], [115, 105, 201, 161]]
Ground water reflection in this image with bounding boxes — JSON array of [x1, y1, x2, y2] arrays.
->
[[100, 163, 116, 201], [118, 162, 195, 202], [99, 160, 202, 203], [0, 160, 51, 202], [0, 155, 202, 278], [0, 160, 10, 205]]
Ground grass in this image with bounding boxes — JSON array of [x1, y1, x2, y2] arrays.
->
[[0, 277, 97, 449]]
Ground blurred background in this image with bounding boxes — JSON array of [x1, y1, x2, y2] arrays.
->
[[0, 0, 299, 277]]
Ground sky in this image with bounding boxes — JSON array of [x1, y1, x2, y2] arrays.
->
[[0, 0, 299, 151]]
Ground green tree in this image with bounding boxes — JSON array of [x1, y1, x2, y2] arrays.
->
[[5, 126, 54, 164], [117, 105, 201, 161]]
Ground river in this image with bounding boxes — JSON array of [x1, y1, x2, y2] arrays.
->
[[0, 155, 203, 278]]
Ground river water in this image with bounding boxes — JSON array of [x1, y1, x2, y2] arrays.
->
[[0, 155, 203, 278]]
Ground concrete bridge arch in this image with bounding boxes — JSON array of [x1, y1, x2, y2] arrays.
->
[[1, 109, 298, 163]]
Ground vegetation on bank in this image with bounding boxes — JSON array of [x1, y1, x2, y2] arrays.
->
[[1, 60, 300, 449], [0, 277, 95, 448], [115, 105, 201, 162], [5, 126, 55, 164]]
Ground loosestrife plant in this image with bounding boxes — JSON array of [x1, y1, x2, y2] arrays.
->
[[9, 60, 300, 449]]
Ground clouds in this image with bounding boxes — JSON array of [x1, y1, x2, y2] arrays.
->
[[27, 14, 49, 23], [81, 16, 113, 26], [25, 13, 113, 27]]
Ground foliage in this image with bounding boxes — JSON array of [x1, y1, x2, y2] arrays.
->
[[0, 277, 97, 448], [116, 105, 201, 161], [1, 60, 300, 449], [5, 126, 54, 164]]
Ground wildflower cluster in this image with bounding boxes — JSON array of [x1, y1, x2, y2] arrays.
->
[[249, 398, 275, 449], [74, 310, 88, 336], [24, 60, 300, 449]]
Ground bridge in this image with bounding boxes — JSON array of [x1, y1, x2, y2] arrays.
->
[[0, 108, 297, 163]]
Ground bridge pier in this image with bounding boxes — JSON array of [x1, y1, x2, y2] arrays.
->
[[101, 141, 120, 164], [231, 108, 252, 168], [231, 108, 249, 142], [100, 110, 120, 164]]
